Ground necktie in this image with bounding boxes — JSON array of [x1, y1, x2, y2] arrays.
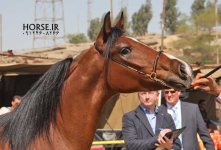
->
[[172, 107, 178, 127], [170, 107, 183, 145], [168, 107, 176, 125]]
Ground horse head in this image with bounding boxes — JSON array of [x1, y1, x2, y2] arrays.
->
[[94, 12, 193, 92]]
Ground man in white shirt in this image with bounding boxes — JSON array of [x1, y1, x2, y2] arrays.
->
[[191, 73, 221, 103], [161, 89, 215, 150]]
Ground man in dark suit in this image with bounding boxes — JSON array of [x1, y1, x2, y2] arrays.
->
[[122, 91, 181, 150], [161, 89, 215, 150]]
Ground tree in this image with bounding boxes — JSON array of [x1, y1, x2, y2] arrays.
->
[[191, 0, 205, 16], [194, 7, 215, 33], [173, 33, 219, 64], [131, 0, 152, 36], [218, 4, 221, 24], [67, 33, 87, 44], [172, 4, 219, 64], [164, 0, 180, 34], [175, 14, 193, 34], [191, 0, 205, 32], [87, 18, 102, 41]]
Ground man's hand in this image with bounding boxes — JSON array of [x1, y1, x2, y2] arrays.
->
[[191, 73, 221, 96], [155, 129, 173, 150]]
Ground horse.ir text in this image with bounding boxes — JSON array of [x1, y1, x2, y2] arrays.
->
[[23, 24, 59, 31]]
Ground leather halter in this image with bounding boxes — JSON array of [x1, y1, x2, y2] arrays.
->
[[94, 43, 171, 88]]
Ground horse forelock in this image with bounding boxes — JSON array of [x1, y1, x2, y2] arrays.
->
[[0, 57, 74, 150], [103, 27, 124, 60], [102, 27, 124, 76]]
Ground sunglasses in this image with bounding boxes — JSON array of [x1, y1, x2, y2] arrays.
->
[[164, 90, 176, 94]]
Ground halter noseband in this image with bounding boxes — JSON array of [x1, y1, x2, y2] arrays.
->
[[94, 43, 172, 88]]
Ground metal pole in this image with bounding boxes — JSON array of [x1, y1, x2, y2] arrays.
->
[[159, 0, 167, 106], [110, 0, 113, 21], [214, 1, 220, 131], [61, 0, 65, 43], [33, 0, 37, 49], [161, 0, 167, 51], [215, 0, 219, 64], [87, 0, 92, 29], [0, 14, 2, 52], [52, 0, 55, 46]]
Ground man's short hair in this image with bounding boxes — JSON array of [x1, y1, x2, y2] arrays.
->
[[138, 91, 159, 98]]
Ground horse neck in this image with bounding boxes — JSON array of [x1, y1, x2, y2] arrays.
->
[[57, 48, 115, 149]]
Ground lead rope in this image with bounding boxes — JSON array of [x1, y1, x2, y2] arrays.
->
[[186, 65, 221, 92], [200, 65, 221, 78]]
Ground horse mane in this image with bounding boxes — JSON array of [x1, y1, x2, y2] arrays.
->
[[103, 27, 124, 60], [0, 57, 73, 150], [103, 27, 124, 75]]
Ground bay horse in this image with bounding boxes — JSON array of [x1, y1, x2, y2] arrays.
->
[[0, 12, 192, 150]]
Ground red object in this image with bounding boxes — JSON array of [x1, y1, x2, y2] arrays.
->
[[90, 145, 105, 150], [218, 141, 221, 150]]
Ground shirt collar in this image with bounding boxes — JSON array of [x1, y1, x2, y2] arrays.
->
[[216, 93, 221, 103], [167, 100, 181, 110], [140, 105, 159, 114], [218, 93, 221, 100]]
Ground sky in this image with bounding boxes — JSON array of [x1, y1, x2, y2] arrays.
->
[[0, 0, 199, 51]]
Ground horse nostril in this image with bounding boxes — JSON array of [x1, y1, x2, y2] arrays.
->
[[179, 64, 187, 80]]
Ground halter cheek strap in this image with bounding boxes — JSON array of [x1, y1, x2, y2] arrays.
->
[[150, 50, 164, 79], [94, 43, 171, 88]]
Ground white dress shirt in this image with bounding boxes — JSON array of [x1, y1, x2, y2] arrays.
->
[[0, 107, 11, 115], [167, 100, 183, 145], [216, 93, 221, 103], [140, 105, 158, 134]]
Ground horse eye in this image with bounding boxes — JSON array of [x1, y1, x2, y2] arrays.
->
[[120, 47, 132, 56]]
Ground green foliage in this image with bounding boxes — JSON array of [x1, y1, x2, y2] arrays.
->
[[173, 32, 218, 64], [206, 0, 214, 8], [171, 1, 220, 64], [191, 0, 205, 16], [115, 7, 130, 32], [67, 33, 87, 44], [164, 0, 180, 34], [191, 0, 205, 31], [176, 14, 193, 34], [218, 4, 221, 24], [131, 0, 152, 36], [194, 7, 216, 32], [87, 18, 102, 41]]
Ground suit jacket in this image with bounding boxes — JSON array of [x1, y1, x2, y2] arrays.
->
[[122, 106, 181, 150], [161, 101, 215, 150]]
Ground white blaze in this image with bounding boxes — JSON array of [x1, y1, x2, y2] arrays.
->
[[164, 53, 193, 78]]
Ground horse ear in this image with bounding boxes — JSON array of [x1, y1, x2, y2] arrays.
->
[[96, 11, 112, 45], [115, 12, 124, 30]]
